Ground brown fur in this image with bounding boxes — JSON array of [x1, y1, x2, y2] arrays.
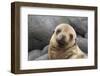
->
[[48, 23, 87, 59]]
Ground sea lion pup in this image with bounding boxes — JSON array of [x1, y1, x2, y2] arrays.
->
[[48, 23, 87, 59]]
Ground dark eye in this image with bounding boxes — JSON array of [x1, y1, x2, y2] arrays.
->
[[70, 34, 73, 40], [56, 29, 61, 34]]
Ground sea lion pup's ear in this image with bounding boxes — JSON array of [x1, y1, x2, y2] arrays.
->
[[69, 34, 73, 40]]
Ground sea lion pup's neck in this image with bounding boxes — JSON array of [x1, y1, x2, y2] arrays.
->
[[48, 42, 78, 59], [51, 42, 77, 52]]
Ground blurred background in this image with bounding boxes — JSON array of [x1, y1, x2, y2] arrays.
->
[[28, 15, 88, 60]]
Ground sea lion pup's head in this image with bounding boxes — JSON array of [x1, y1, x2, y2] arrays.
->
[[49, 23, 77, 49]]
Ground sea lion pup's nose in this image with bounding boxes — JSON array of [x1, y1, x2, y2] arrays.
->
[[56, 35, 66, 45]]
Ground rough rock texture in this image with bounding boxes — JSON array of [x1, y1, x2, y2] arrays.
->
[[28, 15, 88, 60]]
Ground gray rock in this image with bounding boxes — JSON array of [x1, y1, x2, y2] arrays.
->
[[85, 33, 88, 38], [35, 54, 48, 60], [28, 50, 41, 60], [68, 17, 88, 37], [77, 34, 83, 38], [28, 45, 48, 60], [41, 45, 48, 55], [77, 37, 88, 53]]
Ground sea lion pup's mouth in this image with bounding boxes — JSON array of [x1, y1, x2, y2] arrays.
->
[[56, 35, 67, 48], [56, 39, 67, 48], [57, 39, 65, 45]]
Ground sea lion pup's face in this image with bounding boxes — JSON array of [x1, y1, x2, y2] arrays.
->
[[50, 23, 77, 49]]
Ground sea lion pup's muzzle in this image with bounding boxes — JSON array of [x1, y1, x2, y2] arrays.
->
[[56, 34, 66, 47]]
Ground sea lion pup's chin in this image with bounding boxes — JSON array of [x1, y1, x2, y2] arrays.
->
[[48, 23, 87, 59]]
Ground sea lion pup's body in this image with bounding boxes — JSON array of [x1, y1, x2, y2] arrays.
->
[[48, 23, 87, 59]]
